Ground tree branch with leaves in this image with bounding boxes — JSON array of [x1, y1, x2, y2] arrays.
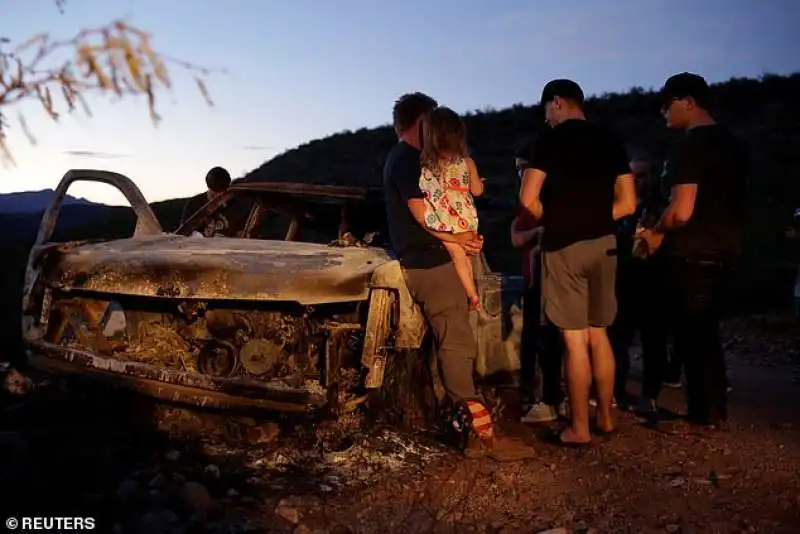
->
[[0, 4, 219, 165]]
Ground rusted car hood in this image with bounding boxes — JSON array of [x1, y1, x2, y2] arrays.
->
[[44, 235, 395, 304]]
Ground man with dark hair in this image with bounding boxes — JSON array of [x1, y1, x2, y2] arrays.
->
[[519, 79, 637, 447], [511, 140, 565, 423], [607, 158, 649, 409], [180, 166, 234, 236], [637, 72, 748, 432], [205, 166, 232, 193], [383, 92, 535, 461], [610, 157, 673, 417]]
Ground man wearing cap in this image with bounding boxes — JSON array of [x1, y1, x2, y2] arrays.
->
[[519, 79, 637, 447], [637, 72, 748, 432]]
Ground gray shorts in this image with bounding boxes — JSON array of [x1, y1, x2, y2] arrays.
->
[[541, 234, 618, 330]]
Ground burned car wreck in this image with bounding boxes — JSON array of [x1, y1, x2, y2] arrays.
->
[[21, 170, 525, 422]]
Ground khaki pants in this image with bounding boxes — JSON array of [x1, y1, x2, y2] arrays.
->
[[403, 261, 478, 402]]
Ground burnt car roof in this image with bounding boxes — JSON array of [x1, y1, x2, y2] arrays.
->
[[175, 181, 387, 240], [227, 181, 384, 200]]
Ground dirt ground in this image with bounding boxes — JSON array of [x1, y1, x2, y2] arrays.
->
[[1, 314, 798, 534]]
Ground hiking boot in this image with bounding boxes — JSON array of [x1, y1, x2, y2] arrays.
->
[[463, 432, 537, 461], [521, 402, 558, 423], [463, 433, 488, 459], [486, 433, 537, 461]]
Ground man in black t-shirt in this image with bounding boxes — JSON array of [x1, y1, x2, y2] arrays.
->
[[637, 72, 748, 432], [519, 79, 637, 447], [383, 92, 534, 461]]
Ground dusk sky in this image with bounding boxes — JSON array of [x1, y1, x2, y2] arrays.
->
[[1, 0, 798, 205]]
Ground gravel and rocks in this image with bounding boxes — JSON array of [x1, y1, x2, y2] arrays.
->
[[0, 315, 798, 533]]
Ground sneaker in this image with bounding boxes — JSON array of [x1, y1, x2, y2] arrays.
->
[[520, 402, 558, 423], [589, 397, 617, 408]]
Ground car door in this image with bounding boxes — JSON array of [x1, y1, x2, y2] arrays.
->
[[470, 254, 525, 384]]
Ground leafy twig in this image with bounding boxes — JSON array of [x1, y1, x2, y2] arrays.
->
[[0, 16, 222, 165]]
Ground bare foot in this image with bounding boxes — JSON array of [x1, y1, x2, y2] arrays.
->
[[595, 414, 615, 434]]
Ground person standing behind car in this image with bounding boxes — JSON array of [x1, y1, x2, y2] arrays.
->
[[511, 140, 565, 423], [613, 158, 674, 418], [180, 166, 233, 236]]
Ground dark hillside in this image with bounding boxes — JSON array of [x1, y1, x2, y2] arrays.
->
[[0, 189, 96, 214]]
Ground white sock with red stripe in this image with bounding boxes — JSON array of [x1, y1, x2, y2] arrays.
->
[[465, 399, 494, 440]]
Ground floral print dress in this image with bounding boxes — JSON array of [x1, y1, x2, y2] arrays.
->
[[419, 157, 479, 234]]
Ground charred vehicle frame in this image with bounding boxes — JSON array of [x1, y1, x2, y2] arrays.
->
[[21, 170, 526, 422]]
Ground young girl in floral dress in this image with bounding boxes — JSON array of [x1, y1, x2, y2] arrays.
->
[[419, 107, 485, 311]]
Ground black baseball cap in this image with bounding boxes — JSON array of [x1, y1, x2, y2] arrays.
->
[[540, 79, 584, 106], [660, 72, 712, 110]]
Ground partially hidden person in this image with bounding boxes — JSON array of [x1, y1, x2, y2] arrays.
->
[[512, 140, 565, 423]]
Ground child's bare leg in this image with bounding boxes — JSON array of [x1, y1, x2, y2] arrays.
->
[[442, 240, 477, 304]]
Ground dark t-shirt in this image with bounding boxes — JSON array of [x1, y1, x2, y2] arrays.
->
[[383, 141, 450, 269], [661, 124, 748, 260], [526, 119, 631, 252]]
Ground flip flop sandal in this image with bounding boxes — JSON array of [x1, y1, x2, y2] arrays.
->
[[543, 428, 592, 449], [590, 425, 617, 440]]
